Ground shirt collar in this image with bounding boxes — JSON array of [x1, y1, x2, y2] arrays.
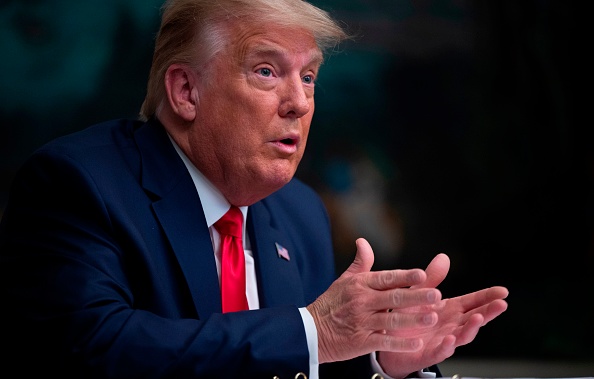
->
[[167, 134, 248, 229]]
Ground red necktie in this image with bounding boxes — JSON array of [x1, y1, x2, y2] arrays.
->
[[214, 206, 249, 313]]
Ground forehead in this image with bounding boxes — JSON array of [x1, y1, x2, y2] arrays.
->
[[228, 22, 323, 66]]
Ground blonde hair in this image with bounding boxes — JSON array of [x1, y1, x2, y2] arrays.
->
[[139, 0, 349, 121]]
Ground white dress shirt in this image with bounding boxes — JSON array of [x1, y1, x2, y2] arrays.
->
[[169, 136, 434, 379]]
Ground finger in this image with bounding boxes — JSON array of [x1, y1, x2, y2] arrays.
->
[[368, 332, 424, 353], [372, 287, 442, 312], [344, 238, 375, 276], [481, 299, 508, 325], [452, 313, 484, 347], [457, 286, 509, 313], [375, 309, 438, 333], [448, 296, 507, 330], [431, 334, 457, 362], [412, 253, 450, 289], [366, 269, 427, 291]]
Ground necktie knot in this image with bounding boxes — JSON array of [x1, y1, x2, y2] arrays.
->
[[214, 206, 243, 238]]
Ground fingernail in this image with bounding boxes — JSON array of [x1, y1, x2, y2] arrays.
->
[[424, 313, 436, 325]]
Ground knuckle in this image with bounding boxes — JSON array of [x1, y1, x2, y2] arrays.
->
[[382, 333, 393, 350], [389, 312, 399, 329], [376, 270, 394, 288], [391, 289, 403, 307]]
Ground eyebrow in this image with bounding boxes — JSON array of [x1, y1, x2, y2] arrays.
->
[[247, 44, 324, 68]]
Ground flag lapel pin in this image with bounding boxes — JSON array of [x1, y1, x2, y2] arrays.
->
[[275, 242, 290, 261]]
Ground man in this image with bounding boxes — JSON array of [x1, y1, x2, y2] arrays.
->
[[0, 0, 508, 378]]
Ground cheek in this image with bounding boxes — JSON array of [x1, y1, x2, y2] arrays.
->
[[218, 94, 275, 133], [300, 112, 313, 144]]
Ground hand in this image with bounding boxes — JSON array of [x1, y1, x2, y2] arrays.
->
[[377, 254, 509, 378], [307, 238, 443, 364]]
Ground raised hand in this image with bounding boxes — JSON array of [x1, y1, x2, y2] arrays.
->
[[306, 238, 508, 379], [307, 238, 443, 364], [377, 254, 509, 378]]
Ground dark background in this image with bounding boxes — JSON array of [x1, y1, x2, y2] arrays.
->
[[1, 0, 591, 364]]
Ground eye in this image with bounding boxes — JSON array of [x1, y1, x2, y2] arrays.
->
[[257, 67, 272, 77], [303, 75, 314, 85]]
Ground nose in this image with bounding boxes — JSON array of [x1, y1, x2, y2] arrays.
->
[[278, 76, 311, 118]]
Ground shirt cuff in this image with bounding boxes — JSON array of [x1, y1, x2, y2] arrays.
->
[[299, 307, 319, 379], [370, 352, 438, 379]]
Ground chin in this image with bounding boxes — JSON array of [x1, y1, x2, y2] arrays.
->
[[275, 166, 297, 185], [244, 163, 298, 197], [255, 172, 293, 197], [267, 174, 293, 191], [233, 177, 292, 206]]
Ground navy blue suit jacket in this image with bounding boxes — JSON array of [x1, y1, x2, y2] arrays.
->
[[0, 118, 379, 378]]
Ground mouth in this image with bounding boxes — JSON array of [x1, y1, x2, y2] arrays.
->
[[270, 134, 300, 154], [279, 137, 298, 146]]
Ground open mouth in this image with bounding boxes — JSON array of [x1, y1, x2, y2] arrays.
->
[[270, 135, 300, 154]]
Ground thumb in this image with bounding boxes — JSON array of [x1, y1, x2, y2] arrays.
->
[[412, 253, 450, 289], [344, 238, 375, 276]]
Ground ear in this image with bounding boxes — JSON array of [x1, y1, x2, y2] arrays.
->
[[164, 64, 199, 122]]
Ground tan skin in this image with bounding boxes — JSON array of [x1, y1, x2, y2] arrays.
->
[[309, 238, 508, 378], [160, 23, 321, 206], [159, 21, 509, 379]]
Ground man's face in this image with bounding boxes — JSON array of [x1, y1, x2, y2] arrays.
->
[[187, 23, 323, 206]]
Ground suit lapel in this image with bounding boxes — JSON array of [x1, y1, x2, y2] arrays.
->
[[135, 120, 222, 317], [248, 201, 305, 308], [134, 120, 306, 314]]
